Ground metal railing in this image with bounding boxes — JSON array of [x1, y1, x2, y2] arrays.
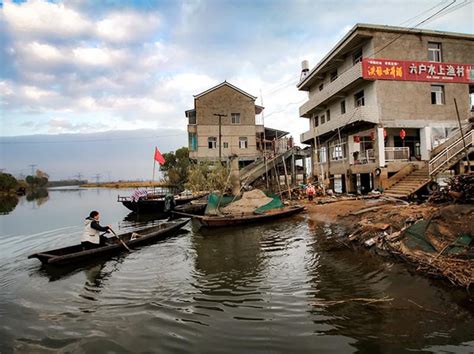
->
[[359, 149, 376, 164], [385, 147, 410, 162], [429, 129, 472, 176]]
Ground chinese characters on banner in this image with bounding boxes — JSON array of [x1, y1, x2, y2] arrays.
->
[[362, 58, 473, 83]]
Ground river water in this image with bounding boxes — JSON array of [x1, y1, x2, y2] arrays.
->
[[0, 187, 473, 353]]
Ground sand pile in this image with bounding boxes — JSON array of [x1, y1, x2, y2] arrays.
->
[[222, 189, 273, 215]]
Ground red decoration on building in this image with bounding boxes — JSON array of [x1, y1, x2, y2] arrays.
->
[[370, 131, 375, 141], [399, 129, 406, 140], [383, 128, 387, 139], [353, 136, 361, 143]]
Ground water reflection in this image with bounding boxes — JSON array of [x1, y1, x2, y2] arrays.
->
[[306, 219, 474, 353], [26, 188, 49, 206], [0, 195, 19, 214]]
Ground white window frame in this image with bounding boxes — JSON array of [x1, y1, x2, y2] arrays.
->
[[231, 113, 241, 124], [428, 42, 442, 62], [431, 85, 445, 105], [208, 137, 217, 149], [239, 137, 248, 149]]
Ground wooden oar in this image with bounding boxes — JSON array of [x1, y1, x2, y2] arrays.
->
[[109, 228, 132, 252]]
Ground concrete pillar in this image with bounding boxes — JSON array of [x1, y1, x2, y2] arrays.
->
[[302, 157, 307, 184], [376, 127, 386, 167], [420, 126, 432, 161], [347, 135, 359, 165]]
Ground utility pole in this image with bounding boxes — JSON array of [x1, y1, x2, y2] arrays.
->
[[260, 89, 269, 189], [29, 164, 37, 176], [213, 113, 227, 162]]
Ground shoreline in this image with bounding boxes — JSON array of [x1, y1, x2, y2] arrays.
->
[[302, 197, 474, 289]]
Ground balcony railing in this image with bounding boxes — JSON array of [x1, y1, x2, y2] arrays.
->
[[385, 147, 410, 162], [299, 62, 363, 117], [300, 105, 379, 143]]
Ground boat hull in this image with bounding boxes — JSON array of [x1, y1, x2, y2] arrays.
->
[[28, 219, 189, 266], [121, 194, 207, 213], [196, 205, 305, 228]]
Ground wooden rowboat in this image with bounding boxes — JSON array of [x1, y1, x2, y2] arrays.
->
[[28, 218, 189, 266], [192, 205, 306, 228]]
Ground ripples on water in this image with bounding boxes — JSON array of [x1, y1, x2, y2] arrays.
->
[[0, 188, 473, 353]]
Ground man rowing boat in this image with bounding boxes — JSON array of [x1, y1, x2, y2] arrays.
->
[[82, 211, 112, 250]]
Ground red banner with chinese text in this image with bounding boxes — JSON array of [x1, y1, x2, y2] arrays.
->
[[362, 58, 473, 84]]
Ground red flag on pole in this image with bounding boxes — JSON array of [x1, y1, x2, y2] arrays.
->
[[154, 147, 165, 165]]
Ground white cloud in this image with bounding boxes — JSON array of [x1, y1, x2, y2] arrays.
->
[[3, 0, 91, 38], [22, 85, 58, 101], [96, 11, 161, 43], [72, 46, 127, 66], [26, 42, 66, 62]]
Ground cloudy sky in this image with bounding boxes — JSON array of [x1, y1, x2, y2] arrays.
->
[[1, 0, 473, 140]]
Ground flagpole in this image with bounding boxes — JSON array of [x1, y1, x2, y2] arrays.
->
[[152, 149, 156, 192]]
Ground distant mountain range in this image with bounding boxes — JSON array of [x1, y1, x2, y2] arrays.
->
[[0, 129, 187, 181]]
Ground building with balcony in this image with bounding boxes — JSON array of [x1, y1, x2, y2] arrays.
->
[[186, 81, 289, 164], [298, 23, 474, 193]]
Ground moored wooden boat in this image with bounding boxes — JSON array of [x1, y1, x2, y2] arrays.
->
[[192, 205, 306, 228], [118, 192, 208, 213], [28, 218, 189, 265]]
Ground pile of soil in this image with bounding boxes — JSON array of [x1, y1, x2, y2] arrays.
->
[[221, 189, 273, 215]]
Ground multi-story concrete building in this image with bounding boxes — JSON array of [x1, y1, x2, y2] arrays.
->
[[186, 81, 288, 164], [298, 23, 474, 194]]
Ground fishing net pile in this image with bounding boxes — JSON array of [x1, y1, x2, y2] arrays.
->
[[428, 174, 474, 204]]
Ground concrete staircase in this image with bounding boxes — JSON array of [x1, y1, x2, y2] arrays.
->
[[384, 166, 430, 198], [384, 122, 473, 199]]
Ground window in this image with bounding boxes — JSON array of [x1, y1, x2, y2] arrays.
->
[[340, 100, 346, 114], [330, 70, 338, 82], [208, 137, 217, 149], [326, 109, 331, 122], [354, 90, 365, 107], [187, 111, 196, 124], [239, 137, 248, 149], [313, 115, 319, 127], [223, 142, 229, 148], [231, 113, 241, 124], [188, 133, 197, 151], [319, 83, 324, 91], [431, 85, 445, 105], [352, 48, 363, 65], [320, 114, 325, 125], [428, 42, 442, 62]]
